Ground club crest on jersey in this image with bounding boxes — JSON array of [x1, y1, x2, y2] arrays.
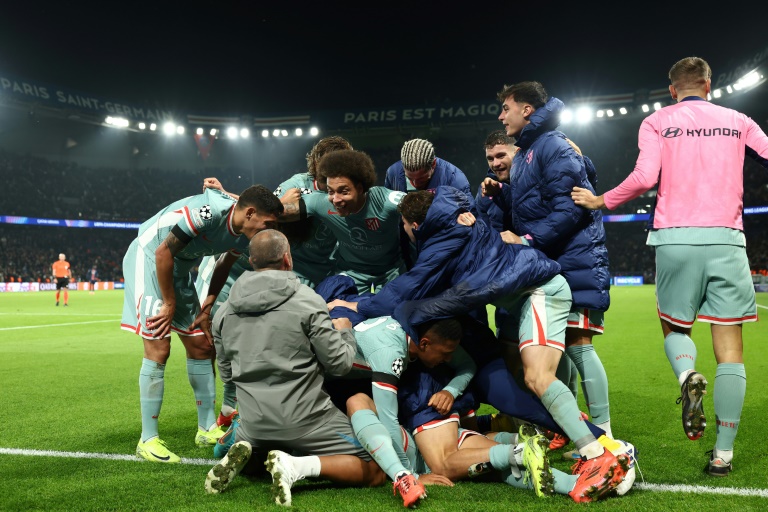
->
[[191, 205, 214, 228], [365, 217, 381, 231], [300, 186, 312, 195], [391, 358, 404, 378], [273, 186, 282, 197]]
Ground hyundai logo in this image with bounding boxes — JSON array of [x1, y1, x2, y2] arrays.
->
[[662, 127, 683, 138]]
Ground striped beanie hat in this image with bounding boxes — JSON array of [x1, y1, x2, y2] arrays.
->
[[401, 139, 435, 171]]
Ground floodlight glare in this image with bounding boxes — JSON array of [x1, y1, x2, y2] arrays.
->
[[295, 128, 303, 136], [176, 125, 185, 135], [309, 127, 319, 136], [606, 109, 614, 117], [272, 129, 280, 137], [261, 129, 269, 138], [619, 107, 628, 115], [150, 123, 157, 131], [726, 85, 733, 94], [226, 127, 238, 139], [560, 109, 574, 124], [596, 110, 605, 118], [653, 102, 662, 111], [737, 70, 760, 89], [575, 106, 593, 124], [196, 127, 204, 135], [138, 122, 146, 130], [713, 89, 722, 98], [105, 116, 114, 125], [163, 122, 176, 135], [240, 128, 249, 138], [210, 128, 217, 136], [641, 104, 650, 113], [281, 129, 288, 136]]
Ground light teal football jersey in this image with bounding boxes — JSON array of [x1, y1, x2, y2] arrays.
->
[[195, 252, 252, 318], [303, 186, 406, 278], [274, 173, 337, 287], [136, 188, 249, 272]]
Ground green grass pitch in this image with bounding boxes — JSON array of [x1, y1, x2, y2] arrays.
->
[[1, 287, 767, 511]]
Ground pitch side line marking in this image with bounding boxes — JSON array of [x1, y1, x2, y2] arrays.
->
[[0, 447, 216, 466], [1, 448, 767, 497], [756, 303, 768, 310], [0, 313, 120, 316], [0, 319, 118, 331]]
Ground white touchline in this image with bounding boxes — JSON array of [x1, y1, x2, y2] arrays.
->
[[0, 319, 119, 331], [1, 448, 766, 497], [0, 447, 216, 466], [756, 303, 768, 310]]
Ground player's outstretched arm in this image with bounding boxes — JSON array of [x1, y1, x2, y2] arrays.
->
[[571, 186, 605, 210]]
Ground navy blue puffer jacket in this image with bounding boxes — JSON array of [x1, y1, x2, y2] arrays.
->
[[494, 97, 610, 311]]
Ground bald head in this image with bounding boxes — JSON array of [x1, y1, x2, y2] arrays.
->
[[248, 229, 292, 271], [59, 253, 66, 260]]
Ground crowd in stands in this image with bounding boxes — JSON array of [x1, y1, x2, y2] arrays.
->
[[1, 142, 766, 284]]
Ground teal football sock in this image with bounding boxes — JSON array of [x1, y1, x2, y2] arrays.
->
[[351, 409, 407, 481], [139, 358, 165, 442], [566, 344, 610, 426], [714, 363, 746, 452], [541, 380, 595, 449], [556, 354, 579, 399], [187, 359, 216, 430], [664, 332, 697, 381], [222, 380, 238, 410]]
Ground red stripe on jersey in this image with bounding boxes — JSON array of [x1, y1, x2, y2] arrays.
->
[[373, 381, 398, 394], [183, 207, 199, 235], [226, 205, 237, 236]]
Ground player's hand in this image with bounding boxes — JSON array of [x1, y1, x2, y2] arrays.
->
[[147, 302, 175, 339], [327, 299, 358, 312], [189, 310, 214, 346], [456, 212, 475, 226], [203, 177, 223, 192], [481, 177, 502, 197], [428, 390, 455, 416], [331, 317, 353, 330], [279, 187, 302, 204], [500, 230, 524, 245], [417, 473, 454, 487], [571, 186, 605, 210]]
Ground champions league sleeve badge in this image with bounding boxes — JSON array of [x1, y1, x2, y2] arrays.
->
[[191, 204, 214, 228], [391, 358, 404, 378]]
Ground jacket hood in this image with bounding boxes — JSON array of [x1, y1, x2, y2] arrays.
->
[[415, 186, 472, 244], [517, 97, 564, 149], [228, 270, 298, 314]]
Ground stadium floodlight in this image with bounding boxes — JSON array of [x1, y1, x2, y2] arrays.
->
[[712, 89, 722, 98], [105, 116, 114, 125], [272, 129, 280, 137], [149, 123, 157, 131], [575, 106, 593, 124], [196, 127, 204, 135], [261, 129, 269, 138], [736, 70, 761, 90], [309, 126, 319, 136], [138, 122, 146, 130], [240, 128, 250, 138], [210, 128, 217, 136], [653, 102, 662, 111], [606, 109, 614, 117], [726, 85, 733, 94], [596, 110, 605, 118], [641, 104, 650, 113], [176, 125, 185, 135], [295, 127, 303, 136], [281, 129, 288, 136], [560, 109, 574, 124], [619, 107, 628, 115], [226, 126, 238, 139], [163, 122, 176, 135]]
